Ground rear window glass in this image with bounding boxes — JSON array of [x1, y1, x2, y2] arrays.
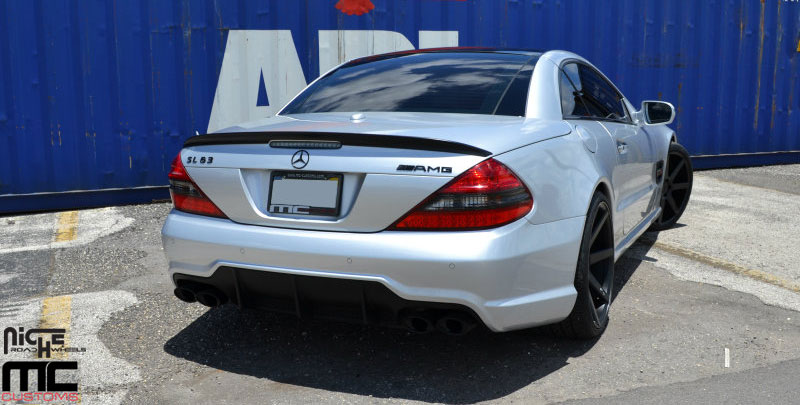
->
[[281, 52, 538, 116]]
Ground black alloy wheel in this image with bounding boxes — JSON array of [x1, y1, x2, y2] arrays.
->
[[551, 192, 615, 339], [650, 142, 693, 231]]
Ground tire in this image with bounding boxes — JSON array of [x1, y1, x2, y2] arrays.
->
[[550, 192, 615, 339], [649, 142, 693, 231]]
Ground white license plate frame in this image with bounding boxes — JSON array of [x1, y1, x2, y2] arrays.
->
[[267, 171, 343, 217]]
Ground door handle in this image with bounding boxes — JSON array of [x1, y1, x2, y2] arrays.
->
[[617, 142, 628, 155]]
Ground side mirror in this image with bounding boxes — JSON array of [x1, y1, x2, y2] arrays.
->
[[641, 101, 675, 125]]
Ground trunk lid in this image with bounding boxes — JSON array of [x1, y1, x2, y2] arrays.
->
[[182, 112, 570, 232]]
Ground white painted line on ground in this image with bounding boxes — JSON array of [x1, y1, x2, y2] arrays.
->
[[725, 348, 730, 368], [0, 207, 134, 254]]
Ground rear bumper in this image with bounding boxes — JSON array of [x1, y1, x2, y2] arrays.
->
[[161, 210, 584, 332], [173, 267, 482, 331]]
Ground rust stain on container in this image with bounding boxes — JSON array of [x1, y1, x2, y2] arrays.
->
[[769, 2, 783, 132], [752, 2, 766, 131], [739, 12, 745, 41]]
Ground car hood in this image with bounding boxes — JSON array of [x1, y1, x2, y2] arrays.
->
[[213, 112, 572, 155]]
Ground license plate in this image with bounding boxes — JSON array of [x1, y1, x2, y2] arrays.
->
[[268, 172, 342, 217]]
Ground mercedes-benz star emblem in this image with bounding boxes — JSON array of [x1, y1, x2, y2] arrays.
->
[[291, 150, 310, 169]]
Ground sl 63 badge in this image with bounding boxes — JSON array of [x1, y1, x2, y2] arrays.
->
[[186, 156, 214, 164]]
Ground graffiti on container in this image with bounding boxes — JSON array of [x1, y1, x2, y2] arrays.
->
[[336, 0, 375, 16]]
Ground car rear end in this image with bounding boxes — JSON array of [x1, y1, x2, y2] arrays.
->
[[161, 50, 584, 333]]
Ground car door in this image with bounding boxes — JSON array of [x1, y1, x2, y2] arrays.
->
[[560, 62, 656, 236], [558, 65, 623, 243]]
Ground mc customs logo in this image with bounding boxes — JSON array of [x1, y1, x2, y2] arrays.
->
[[2, 327, 83, 403]]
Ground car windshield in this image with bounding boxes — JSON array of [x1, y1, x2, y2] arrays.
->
[[280, 51, 539, 117]]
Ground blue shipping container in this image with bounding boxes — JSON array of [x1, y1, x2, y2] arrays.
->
[[0, 0, 799, 213]]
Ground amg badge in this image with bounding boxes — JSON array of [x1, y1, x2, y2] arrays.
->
[[396, 165, 452, 173]]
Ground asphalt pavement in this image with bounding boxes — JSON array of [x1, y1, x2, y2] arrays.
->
[[1, 164, 798, 404]]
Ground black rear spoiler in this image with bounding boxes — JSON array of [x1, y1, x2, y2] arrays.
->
[[182, 132, 492, 157]]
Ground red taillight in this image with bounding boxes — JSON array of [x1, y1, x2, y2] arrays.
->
[[168, 152, 227, 218], [389, 158, 533, 230]]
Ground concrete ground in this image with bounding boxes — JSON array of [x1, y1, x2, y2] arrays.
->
[[1, 164, 798, 404]]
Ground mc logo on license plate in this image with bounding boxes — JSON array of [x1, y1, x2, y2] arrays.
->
[[268, 204, 311, 215]]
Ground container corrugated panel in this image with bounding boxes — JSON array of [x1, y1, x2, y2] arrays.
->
[[1, 0, 798, 213]]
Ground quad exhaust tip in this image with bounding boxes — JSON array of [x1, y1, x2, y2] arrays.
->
[[174, 284, 228, 307], [436, 313, 476, 336], [175, 285, 476, 334], [173, 287, 196, 303], [403, 315, 435, 334], [195, 288, 228, 307], [402, 311, 476, 335]]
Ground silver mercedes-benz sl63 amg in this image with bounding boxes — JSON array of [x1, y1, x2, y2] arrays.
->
[[162, 48, 693, 338]]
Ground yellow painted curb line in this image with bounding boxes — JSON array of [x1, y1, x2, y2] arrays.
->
[[55, 211, 79, 242], [654, 241, 800, 294], [39, 295, 72, 360]]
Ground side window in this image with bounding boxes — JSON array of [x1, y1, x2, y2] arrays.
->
[[563, 63, 581, 93], [577, 64, 627, 121], [560, 62, 629, 122], [559, 69, 586, 117], [560, 63, 603, 118]]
